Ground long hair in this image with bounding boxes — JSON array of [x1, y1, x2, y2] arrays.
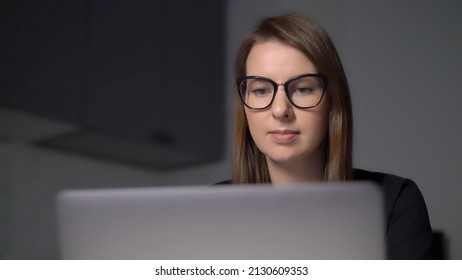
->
[[232, 14, 353, 183]]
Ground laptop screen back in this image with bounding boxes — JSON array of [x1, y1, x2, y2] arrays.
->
[[56, 182, 385, 259]]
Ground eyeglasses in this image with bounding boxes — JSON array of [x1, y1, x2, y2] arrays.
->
[[237, 74, 327, 110]]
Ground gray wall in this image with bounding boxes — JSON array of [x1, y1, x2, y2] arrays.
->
[[347, 0, 462, 260], [1, 0, 461, 259]]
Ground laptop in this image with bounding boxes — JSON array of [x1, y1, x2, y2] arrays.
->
[[56, 182, 385, 259]]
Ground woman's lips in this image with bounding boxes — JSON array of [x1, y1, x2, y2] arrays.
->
[[269, 130, 300, 143]]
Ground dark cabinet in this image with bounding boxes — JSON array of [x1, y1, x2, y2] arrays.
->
[[0, 0, 225, 169]]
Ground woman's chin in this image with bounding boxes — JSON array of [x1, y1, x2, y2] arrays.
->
[[265, 154, 302, 165]]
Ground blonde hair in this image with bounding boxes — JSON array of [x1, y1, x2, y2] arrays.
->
[[232, 14, 353, 183]]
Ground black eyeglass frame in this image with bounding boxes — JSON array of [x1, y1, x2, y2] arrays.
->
[[236, 73, 328, 110]]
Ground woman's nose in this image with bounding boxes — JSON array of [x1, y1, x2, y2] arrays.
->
[[271, 85, 294, 119]]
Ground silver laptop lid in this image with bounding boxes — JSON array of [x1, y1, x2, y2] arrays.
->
[[56, 182, 385, 259]]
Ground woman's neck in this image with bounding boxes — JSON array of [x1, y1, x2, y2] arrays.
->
[[266, 147, 326, 185]]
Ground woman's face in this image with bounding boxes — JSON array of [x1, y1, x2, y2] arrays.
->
[[244, 42, 331, 166]]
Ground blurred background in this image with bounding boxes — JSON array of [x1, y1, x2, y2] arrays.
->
[[0, 0, 461, 259]]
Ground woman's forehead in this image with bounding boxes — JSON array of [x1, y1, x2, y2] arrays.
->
[[246, 42, 317, 79]]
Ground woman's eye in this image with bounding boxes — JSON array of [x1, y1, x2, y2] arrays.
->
[[251, 88, 271, 96], [294, 87, 313, 95]]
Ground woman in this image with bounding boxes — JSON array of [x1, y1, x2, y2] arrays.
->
[[219, 14, 432, 259]]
